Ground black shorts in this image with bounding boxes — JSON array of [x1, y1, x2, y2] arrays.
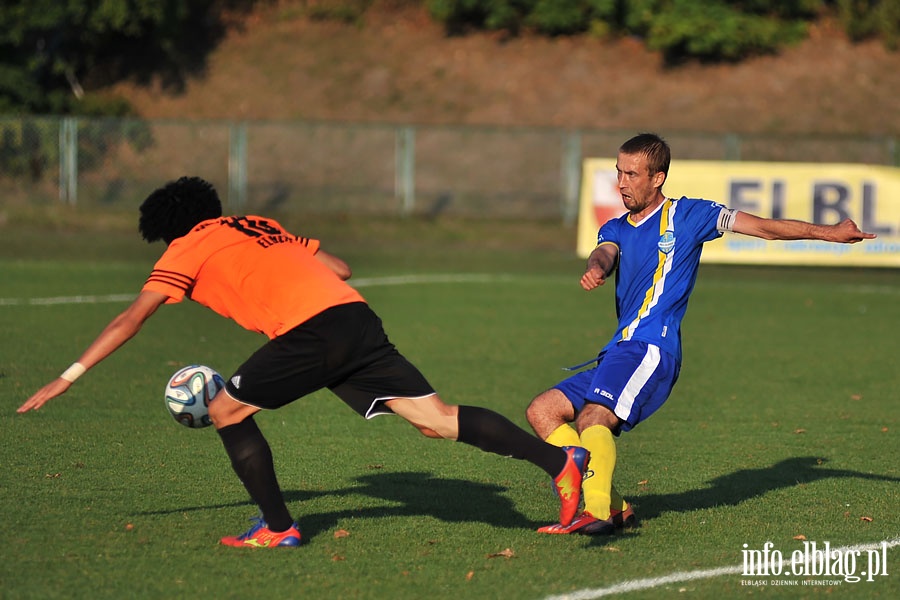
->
[[223, 302, 436, 418]]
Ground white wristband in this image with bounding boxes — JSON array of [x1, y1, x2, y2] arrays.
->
[[60, 362, 87, 383]]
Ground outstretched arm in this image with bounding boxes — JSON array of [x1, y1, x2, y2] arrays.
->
[[315, 249, 352, 280], [732, 212, 876, 243], [581, 243, 619, 291], [17, 290, 168, 413]]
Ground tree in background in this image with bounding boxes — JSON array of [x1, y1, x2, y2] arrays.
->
[[3, 0, 897, 117], [0, 0, 259, 184], [0, 0, 258, 115]]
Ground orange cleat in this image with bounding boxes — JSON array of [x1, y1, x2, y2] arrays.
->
[[538, 505, 637, 535], [609, 504, 637, 530], [538, 511, 601, 534], [220, 516, 302, 548], [553, 446, 590, 527]]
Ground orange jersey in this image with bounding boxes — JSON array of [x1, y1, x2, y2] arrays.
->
[[142, 215, 365, 338]]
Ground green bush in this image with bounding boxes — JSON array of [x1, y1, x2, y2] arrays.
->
[[642, 0, 810, 62], [837, 0, 900, 49], [426, 0, 525, 33], [425, 0, 897, 60], [527, 0, 590, 35]]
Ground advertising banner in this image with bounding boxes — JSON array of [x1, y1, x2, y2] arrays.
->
[[577, 159, 900, 267]]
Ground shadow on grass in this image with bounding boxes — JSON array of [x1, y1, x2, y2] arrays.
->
[[286, 471, 544, 538], [628, 456, 900, 522], [578, 456, 900, 548], [138, 470, 546, 537], [140, 457, 898, 543]]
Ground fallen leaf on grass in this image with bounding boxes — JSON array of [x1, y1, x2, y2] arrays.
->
[[637, 479, 649, 485], [793, 535, 807, 541], [487, 548, 516, 559], [605, 546, 621, 552], [331, 554, 345, 561], [850, 394, 862, 401], [465, 571, 474, 581], [861, 516, 874, 522], [125, 523, 134, 531], [793, 428, 806, 434], [334, 529, 350, 538]]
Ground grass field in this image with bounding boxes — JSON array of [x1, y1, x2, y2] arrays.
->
[[1, 218, 898, 599]]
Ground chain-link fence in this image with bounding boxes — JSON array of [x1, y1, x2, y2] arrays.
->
[[2, 116, 897, 223]]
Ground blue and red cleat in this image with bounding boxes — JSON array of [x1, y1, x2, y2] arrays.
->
[[553, 446, 591, 527], [220, 516, 302, 548], [538, 504, 637, 535]]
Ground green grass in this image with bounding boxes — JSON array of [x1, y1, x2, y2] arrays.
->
[[1, 219, 898, 599]]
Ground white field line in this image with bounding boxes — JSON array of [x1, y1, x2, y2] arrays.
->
[[1, 273, 896, 308], [0, 293, 137, 306], [544, 536, 900, 600], [351, 273, 520, 287], [0, 273, 567, 307]]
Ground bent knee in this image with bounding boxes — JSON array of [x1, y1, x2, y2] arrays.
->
[[208, 390, 259, 429], [526, 389, 574, 424], [412, 425, 445, 439], [386, 395, 459, 440]]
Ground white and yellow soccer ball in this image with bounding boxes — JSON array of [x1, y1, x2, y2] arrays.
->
[[164, 365, 224, 428]]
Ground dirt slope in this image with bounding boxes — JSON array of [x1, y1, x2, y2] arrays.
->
[[109, 4, 900, 136]]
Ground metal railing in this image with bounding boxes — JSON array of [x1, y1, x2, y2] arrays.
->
[[1, 116, 897, 223]]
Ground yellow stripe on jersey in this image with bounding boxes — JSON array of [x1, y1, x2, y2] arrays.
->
[[596, 240, 619, 252], [621, 199, 674, 341]]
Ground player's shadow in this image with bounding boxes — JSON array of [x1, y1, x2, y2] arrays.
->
[[137, 471, 544, 536], [140, 457, 897, 544], [283, 471, 541, 538], [628, 456, 898, 523], [580, 456, 900, 547]]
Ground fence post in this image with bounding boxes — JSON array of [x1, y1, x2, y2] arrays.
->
[[395, 125, 415, 216], [724, 133, 741, 161], [561, 130, 582, 225], [228, 121, 248, 211], [59, 117, 78, 205]]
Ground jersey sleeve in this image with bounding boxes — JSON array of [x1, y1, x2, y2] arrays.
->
[[141, 239, 204, 304], [683, 198, 729, 243], [596, 217, 621, 250], [301, 236, 320, 254]]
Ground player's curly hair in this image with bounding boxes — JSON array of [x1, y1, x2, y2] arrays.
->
[[139, 176, 223, 244]]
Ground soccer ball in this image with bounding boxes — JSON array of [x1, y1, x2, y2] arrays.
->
[[164, 365, 225, 429]]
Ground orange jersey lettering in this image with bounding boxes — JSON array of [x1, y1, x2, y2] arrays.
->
[[142, 215, 365, 338]]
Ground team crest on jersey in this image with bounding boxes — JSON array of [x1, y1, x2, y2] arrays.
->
[[658, 231, 676, 254]]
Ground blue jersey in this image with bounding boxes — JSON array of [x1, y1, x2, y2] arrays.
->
[[597, 197, 729, 362]]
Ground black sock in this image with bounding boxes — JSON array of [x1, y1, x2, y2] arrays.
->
[[217, 418, 294, 532], [456, 405, 566, 477]]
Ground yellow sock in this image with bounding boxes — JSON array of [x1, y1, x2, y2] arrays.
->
[[579, 425, 617, 520], [545, 423, 580, 447], [610, 485, 627, 512], [546, 423, 627, 513]]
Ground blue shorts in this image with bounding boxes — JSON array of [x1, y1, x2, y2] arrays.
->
[[554, 340, 680, 433]]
